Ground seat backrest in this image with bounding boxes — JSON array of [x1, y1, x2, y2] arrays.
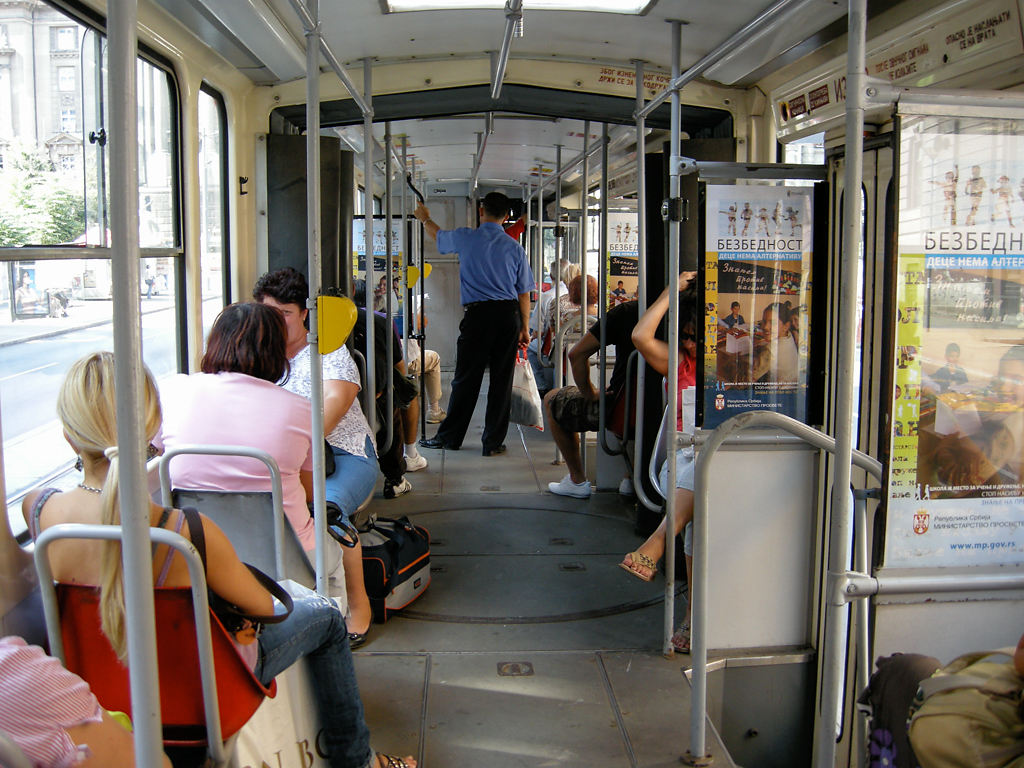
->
[[171, 489, 315, 589], [649, 404, 670, 503], [57, 584, 274, 746]]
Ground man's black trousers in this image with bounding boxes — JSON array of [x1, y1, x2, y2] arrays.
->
[[435, 299, 520, 449]]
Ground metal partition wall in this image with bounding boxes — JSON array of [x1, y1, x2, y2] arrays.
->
[[634, 1, 864, 764]]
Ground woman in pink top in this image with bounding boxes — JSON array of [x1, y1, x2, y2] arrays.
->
[[157, 302, 316, 550], [618, 273, 699, 653]]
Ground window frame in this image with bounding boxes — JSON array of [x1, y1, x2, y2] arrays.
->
[[1, 0, 188, 531]]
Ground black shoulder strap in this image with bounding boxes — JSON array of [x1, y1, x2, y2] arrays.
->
[[180, 506, 207, 572], [180, 506, 293, 625]]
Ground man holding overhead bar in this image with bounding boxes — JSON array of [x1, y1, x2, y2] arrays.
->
[[414, 192, 534, 456]]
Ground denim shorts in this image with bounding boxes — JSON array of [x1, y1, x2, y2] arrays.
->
[[324, 436, 378, 526]]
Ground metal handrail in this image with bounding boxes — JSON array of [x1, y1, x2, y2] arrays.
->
[[159, 446, 288, 581], [688, 410, 882, 764], [34, 523, 228, 764]]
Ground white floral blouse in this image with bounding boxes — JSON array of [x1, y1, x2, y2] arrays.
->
[[281, 344, 376, 458]]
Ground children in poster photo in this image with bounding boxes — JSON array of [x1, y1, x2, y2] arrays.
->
[[930, 166, 958, 227], [916, 340, 1024, 498], [992, 174, 1015, 227], [964, 165, 987, 226]]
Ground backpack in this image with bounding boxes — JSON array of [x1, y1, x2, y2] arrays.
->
[[908, 647, 1024, 768]]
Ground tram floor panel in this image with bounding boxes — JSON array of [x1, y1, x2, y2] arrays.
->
[[351, 375, 737, 767], [357, 650, 737, 768]]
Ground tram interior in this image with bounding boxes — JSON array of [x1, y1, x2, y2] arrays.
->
[[4, 0, 1024, 767]]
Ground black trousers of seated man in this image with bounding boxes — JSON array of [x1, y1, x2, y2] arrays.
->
[[434, 299, 521, 450], [376, 400, 405, 483]]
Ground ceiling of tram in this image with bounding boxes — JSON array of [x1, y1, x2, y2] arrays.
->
[[166, 0, 869, 86], [159, 0, 898, 197]]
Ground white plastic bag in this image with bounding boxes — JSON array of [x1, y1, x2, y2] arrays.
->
[[510, 348, 544, 430]]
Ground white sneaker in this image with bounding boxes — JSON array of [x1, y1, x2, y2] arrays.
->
[[426, 407, 446, 424], [383, 477, 413, 499], [548, 474, 591, 499], [405, 454, 428, 472], [618, 477, 635, 496]]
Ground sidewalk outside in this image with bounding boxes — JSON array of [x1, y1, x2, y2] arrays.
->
[[0, 294, 174, 348]]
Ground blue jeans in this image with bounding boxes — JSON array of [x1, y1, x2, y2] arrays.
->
[[325, 438, 378, 526], [527, 340, 553, 396], [255, 592, 374, 768]]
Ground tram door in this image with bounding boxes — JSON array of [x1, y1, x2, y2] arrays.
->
[[824, 137, 894, 766], [827, 138, 896, 466]]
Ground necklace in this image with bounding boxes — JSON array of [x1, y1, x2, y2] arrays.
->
[[78, 482, 103, 494]]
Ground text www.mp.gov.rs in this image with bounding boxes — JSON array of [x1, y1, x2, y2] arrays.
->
[[949, 541, 1014, 551]]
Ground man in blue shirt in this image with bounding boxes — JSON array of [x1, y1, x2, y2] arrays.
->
[[414, 192, 535, 455]]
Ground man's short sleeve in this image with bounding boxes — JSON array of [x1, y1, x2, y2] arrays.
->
[[437, 228, 466, 255], [514, 250, 536, 294]]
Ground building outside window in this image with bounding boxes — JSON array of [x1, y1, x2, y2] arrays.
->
[[60, 107, 76, 132], [53, 25, 75, 51], [57, 66, 75, 91]]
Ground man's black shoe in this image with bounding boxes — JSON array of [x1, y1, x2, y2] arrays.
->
[[482, 444, 507, 457], [421, 436, 459, 450]]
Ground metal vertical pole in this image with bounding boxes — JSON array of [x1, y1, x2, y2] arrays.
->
[[362, 59, 376, 426], [580, 121, 590, 337], [598, 123, 610, 446], [305, 0, 329, 597], [632, 59, 659, 510], [665, 21, 681, 664], [401, 135, 410, 362], [814, 0, 866, 765], [382, 122, 394, 454], [108, 1, 163, 765], [552, 146, 564, 464], [578, 124, 591, 477]]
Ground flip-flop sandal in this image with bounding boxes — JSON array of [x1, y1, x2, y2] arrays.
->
[[618, 551, 657, 582], [377, 754, 412, 768], [671, 621, 691, 654]]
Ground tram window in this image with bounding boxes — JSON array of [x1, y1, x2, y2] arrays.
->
[[0, 1, 184, 536], [783, 132, 825, 169], [198, 86, 229, 338], [0, 5, 178, 249]]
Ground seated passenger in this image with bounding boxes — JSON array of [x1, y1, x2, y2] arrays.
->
[[527, 258, 569, 398], [544, 299, 639, 499], [908, 631, 1024, 768], [618, 273, 699, 653], [253, 267, 376, 644], [157, 302, 369, 646], [352, 280, 414, 499], [24, 351, 416, 768], [0, 635, 171, 768], [402, 296, 446, 426]]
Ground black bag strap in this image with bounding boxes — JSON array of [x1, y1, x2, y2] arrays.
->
[[180, 506, 293, 625]]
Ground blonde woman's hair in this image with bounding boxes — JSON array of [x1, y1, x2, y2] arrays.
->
[[56, 352, 162, 660], [562, 263, 581, 285]]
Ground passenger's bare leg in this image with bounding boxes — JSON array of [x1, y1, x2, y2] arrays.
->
[[543, 389, 584, 483], [622, 488, 694, 580], [343, 542, 372, 635]]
